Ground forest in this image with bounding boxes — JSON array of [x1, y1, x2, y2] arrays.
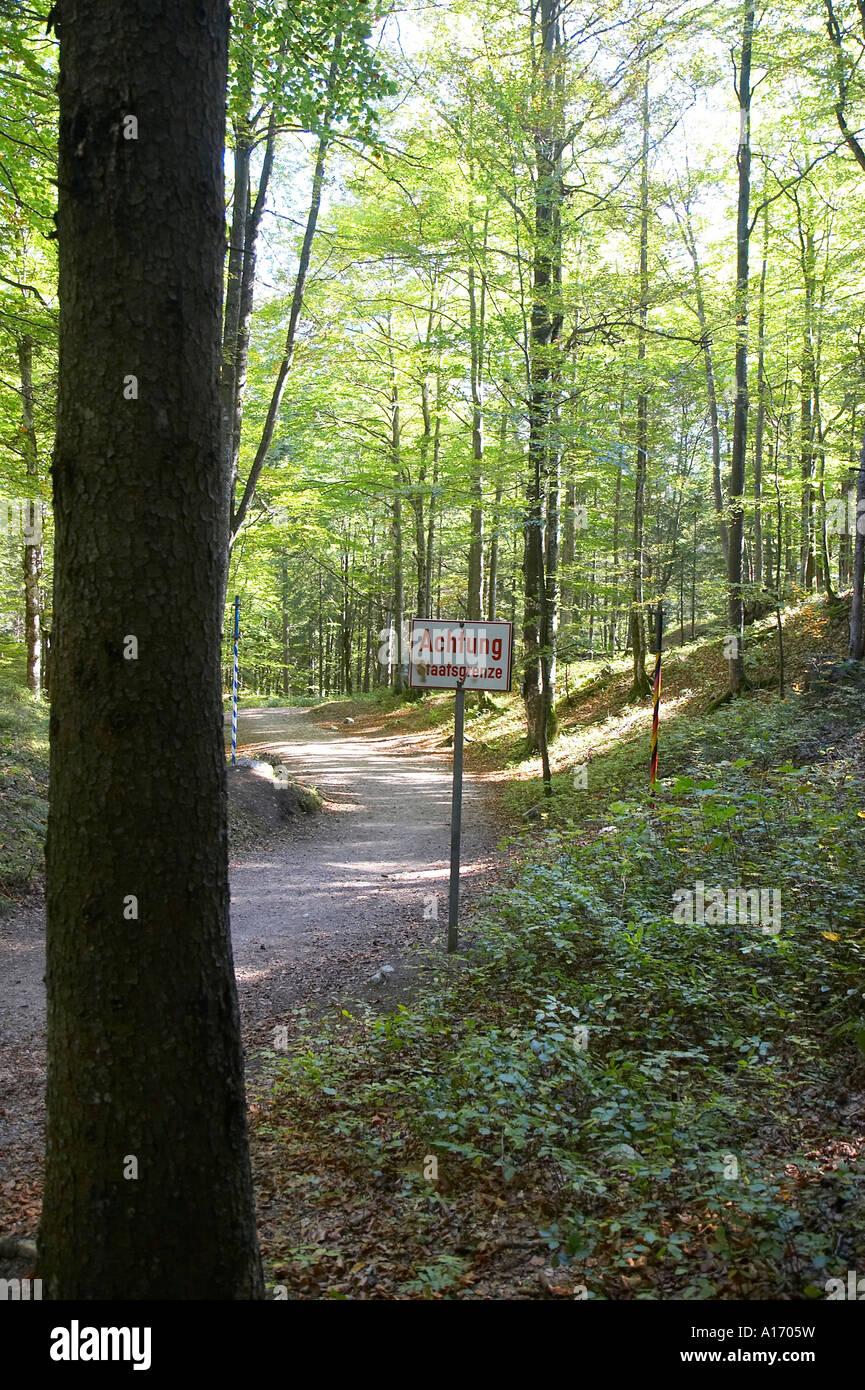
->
[[1, 0, 865, 1336], [5, 0, 865, 725]]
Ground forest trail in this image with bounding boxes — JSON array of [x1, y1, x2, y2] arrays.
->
[[0, 706, 502, 1228], [229, 705, 502, 1041]]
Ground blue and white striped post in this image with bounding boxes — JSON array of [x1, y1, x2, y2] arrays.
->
[[231, 594, 240, 766]]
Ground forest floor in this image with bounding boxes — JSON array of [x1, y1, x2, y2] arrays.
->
[[3, 597, 865, 1300], [0, 700, 504, 1270], [249, 597, 865, 1300]]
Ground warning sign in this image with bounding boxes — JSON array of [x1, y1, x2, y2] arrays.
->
[[409, 618, 513, 692]]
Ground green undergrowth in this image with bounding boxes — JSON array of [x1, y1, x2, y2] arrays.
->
[[0, 676, 48, 912], [222, 692, 327, 710], [259, 678, 865, 1299]]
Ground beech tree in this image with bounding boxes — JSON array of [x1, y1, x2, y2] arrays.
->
[[629, 64, 653, 700], [40, 0, 263, 1298], [726, 0, 755, 694], [224, 0, 394, 550]]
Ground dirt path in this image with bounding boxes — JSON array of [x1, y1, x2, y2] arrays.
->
[[0, 704, 501, 1238], [229, 705, 500, 1041]]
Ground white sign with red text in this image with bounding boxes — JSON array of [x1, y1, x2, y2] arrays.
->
[[409, 618, 513, 692]]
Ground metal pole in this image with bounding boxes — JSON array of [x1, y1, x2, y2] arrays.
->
[[231, 594, 240, 766], [649, 600, 663, 792], [447, 681, 466, 953]]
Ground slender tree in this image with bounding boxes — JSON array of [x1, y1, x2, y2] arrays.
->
[[629, 64, 652, 700], [523, 0, 564, 768], [726, 0, 755, 694], [17, 331, 42, 694]]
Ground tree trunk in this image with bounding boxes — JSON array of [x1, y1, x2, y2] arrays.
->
[[229, 111, 278, 514], [753, 199, 768, 593], [488, 424, 505, 619], [816, 417, 834, 598], [522, 0, 564, 764], [467, 220, 487, 621], [390, 372, 405, 694], [560, 471, 576, 630], [629, 66, 652, 700], [850, 417, 865, 658], [415, 375, 432, 620], [18, 332, 42, 695], [42, 0, 262, 1299], [544, 393, 561, 705], [317, 568, 325, 695], [798, 223, 817, 590], [363, 588, 373, 693], [677, 200, 729, 567], [220, 133, 250, 505], [487, 478, 503, 620], [281, 549, 291, 697], [230, 29, 343, 545], [423, 392, 440, 623], [610, 460, 623, 654], [691, 504, 697, 638], [341, 543, 353, 694], [727, 0, 754, 695]]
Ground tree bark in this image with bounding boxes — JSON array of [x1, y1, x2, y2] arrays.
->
[[727, 0, 754, 695], [675, 198, 728, 566], [390, 370, 405, 694], [522, 0, 563, 766], [341, 541, 353, 694], [220, 133, 251, 509], [230, 29, 343, 545], [816, 416, 834, 598], [467, 217, 488, 621], [228, 110, 278, 517], [17, 332, 42, 695], [42, 0, 262, 1299], [415, 373, 432, 620], [281, 549, 291, 698], [629, 66, 652, 700], [825, 0, 865, 175], [415, 299, 440, 624], [797, 219, 817, 590], [424, 405, 440, 623], [850, 417, 865, 658], [544, 388, 561, 708], [753, 198, 768, 592], [560, 472, 576, 630], [610, 460, 623, 654], [487, 477, 503, 620]]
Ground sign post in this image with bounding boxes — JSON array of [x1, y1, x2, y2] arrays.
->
[[231, 594, 240, 767], [649, 600, 663, 793], [409, 617, 513, 954], [447, 681, 465, 953]]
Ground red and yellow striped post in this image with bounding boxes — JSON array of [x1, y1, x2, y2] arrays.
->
[[649, 601, 663, 793]]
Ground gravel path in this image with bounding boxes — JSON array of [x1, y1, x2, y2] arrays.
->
[[0, 704, 502, 1237], [229, 706, 500, 1038]]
